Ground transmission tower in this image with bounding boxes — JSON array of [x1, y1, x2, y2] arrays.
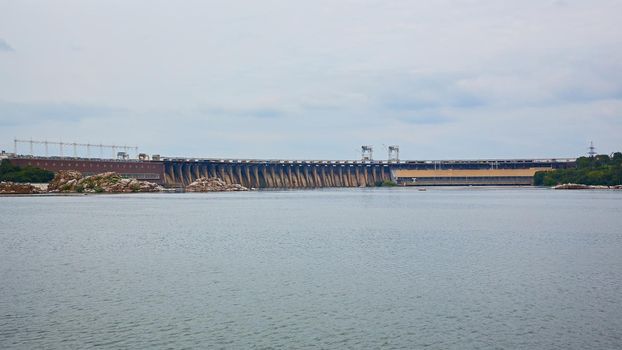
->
[[588, 141, 597, 158], [361, 145, 373, 161], [388, 145, 399, 163]]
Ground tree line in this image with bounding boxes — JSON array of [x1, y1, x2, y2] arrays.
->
[[534, 152, 622, 186], [0, 160, 55, 183]]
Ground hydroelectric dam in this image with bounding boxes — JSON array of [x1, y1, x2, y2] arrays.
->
[[5, 154, 576, 187]]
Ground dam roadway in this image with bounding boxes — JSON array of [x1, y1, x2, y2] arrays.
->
[[7, 156, 576, 188]]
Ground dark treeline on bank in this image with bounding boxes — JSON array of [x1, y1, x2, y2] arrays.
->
[[0, 160, 55, 183], [534, 153, 622, 186]]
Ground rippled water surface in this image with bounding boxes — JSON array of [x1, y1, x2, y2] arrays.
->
[[1, 188, 622, 349]]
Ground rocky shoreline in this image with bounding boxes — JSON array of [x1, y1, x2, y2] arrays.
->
[[0, 181, 42, 194], [553, 183, 622, 190], [48, 171, 163, 193], [6, 174, 621, 194], [186, 177, 249, 192], [1, 171, 249, 194]]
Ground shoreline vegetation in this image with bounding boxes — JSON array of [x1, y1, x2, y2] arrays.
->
[[0, 159, 54, 183], [376, 179, 398, 187], [535, 152, 622, 188]]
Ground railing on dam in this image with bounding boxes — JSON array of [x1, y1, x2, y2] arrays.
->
[[160, 156, 576, 165]]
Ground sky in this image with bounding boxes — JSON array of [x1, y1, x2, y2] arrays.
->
[[1, 0, 621, 160]]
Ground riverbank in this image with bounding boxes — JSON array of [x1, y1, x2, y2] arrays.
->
[[553, 183, 622, 190], [1, 171, 249, 195]]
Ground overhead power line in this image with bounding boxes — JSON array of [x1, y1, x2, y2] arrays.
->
[[13, 139, 138, 158]]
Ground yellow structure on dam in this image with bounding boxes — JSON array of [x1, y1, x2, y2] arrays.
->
[[393, 168, 553, 186]]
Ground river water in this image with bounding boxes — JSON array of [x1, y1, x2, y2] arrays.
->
[[1, 188, 621, 349]]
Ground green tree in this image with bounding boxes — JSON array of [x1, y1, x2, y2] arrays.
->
[[534, 152, 622, 186], [0, 160, 55, 183]]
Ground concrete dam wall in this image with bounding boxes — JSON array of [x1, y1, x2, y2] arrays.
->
[[162, 158, 575, 188], [163, 160, 392, 188], [7, 156, 576, 188]]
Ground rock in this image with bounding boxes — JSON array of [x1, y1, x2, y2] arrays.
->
[[47, 170, 83, 192], [47, 170, 164, 193], [30, 183, 49, 192], [553, 183, 592, 189], [553, 183, 621, 190], [0, 181, 41, 194], [185, 177, 249, 192]]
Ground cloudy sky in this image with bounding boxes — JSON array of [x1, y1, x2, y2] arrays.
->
[[1, 0, 621, 160]]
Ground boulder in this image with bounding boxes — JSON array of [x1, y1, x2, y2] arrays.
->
[[185, 177, 249, 192], [0, 181, 41, 194], [553, 183, 621, 190], [48, 171, 163, 193], [47, 170, 83, 192], [553, 183, 592, 190]]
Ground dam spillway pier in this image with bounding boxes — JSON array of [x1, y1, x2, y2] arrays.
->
[[162, 159, 393, 188], [5, 155, 576, 188]]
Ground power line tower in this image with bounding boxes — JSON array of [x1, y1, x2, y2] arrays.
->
[[388, 145, 399, 163], [13, 138, 138, 159], [361, 145, 373, 161], [588, 141, 597, 158]]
